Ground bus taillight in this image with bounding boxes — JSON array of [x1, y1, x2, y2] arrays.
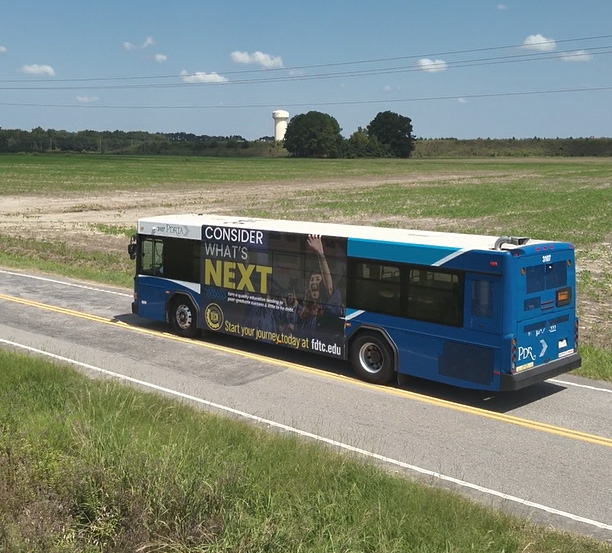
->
[[557, 287, 572, 307]]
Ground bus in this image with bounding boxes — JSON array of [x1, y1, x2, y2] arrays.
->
[[128, 214, 581, 392]]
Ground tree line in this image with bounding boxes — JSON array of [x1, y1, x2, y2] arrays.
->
[[1, 117, 611, 158], [0, 127, 253, 155]]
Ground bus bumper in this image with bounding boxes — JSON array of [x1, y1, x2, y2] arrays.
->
[[132, 301, 138, 315], [500, 353, 582, 392]]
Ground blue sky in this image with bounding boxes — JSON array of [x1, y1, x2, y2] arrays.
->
[[1, 1, 611, 140]]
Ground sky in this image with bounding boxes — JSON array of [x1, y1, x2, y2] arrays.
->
[[1, 1, 611, 140]]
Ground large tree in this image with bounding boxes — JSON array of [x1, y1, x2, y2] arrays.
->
[[367, 111, 415, 158], [283, 111, 344, 158]]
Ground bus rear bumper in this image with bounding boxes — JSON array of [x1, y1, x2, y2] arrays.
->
[[500, 353, 582, 392]]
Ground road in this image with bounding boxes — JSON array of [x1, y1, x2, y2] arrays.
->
[[1, 267, 611, 543]]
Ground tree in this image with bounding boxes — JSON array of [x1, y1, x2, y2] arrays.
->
[[283, 111, 344, 158], [367, 111, 415, 158], [345, 127, 392, 158]]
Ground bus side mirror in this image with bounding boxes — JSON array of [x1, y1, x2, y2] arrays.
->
[[128, 235, 138, 260]]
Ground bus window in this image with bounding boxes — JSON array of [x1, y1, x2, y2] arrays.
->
[[467, 275, 501, 333], [139, 237, 200, 282], [472, 279, 494, 318], [405, 269, 463, 326], [351, 261, 401, 316], [162, 237, 200, 283], [526, 261, 567, 293]]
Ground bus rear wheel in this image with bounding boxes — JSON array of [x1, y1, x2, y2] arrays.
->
[[170, 296, 198, 338], [350, 333, 395, 385]]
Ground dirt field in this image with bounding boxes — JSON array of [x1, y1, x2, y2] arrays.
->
[[1, 178, 610, 350]]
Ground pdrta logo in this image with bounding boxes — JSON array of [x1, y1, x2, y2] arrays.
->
[[205, 303, 224, 331]]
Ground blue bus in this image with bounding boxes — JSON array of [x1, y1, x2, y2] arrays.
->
[[128, 214, 581, 391]]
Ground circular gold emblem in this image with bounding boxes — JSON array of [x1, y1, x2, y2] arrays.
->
[[205, 303, 224, 331]]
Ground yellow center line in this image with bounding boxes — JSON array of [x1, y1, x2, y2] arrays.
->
[[2, 291, 612, 449]]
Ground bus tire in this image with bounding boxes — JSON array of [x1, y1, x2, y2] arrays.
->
[[169, 296, 198, 338], [350, 332, 395, 385]]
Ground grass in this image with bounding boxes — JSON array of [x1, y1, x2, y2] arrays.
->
[[1, 350, 609, 553], [0, 233, 133, 288], [2, 154, 610, 195]]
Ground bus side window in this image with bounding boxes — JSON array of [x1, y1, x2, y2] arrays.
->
[[162, 238, 200, 282], [405, 269, 463, 327], [472, 280, 494, 318], [350, 261, 401, 316]]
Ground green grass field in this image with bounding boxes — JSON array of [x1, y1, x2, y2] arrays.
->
[[1, 350, 609, 553]]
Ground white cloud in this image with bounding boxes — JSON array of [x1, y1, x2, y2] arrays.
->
[[77, 96, 100, 103], [561, 50, 593, 63], [124, 37, 155, 51], [180, 70, 228, 83], [458, 98, 467, 104], [154, 53, 168, 63], [497, 4, 508, 10], [0, 46, 7, 53], [231, 50, 283, 69], [19, 64, 55, 76], [417, 58, 448, 73], [522, 34, 556, 51]]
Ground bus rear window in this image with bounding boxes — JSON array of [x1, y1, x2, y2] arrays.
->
[[526, 261, 567, 294]]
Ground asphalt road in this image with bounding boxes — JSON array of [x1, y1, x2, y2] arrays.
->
[[1, 267, 611, 543]]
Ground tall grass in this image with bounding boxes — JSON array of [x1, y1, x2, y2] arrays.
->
[[1, 350, 608, 553]]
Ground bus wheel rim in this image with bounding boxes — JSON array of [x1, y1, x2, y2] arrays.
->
[[176, 305, 193, 329], [359, 343, 383, 374]]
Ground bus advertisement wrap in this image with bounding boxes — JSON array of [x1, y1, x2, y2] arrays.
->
[[200, 225, 348, 359]]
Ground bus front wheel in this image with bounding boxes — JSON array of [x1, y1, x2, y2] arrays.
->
[[350, 333, 395, 385], [170, 297, 198, 338]]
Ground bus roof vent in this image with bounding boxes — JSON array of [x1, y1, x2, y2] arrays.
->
[[494, 236, 530, 250]]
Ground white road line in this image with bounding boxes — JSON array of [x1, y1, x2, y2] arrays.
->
[[550, 379, 612, 394], [0, 269, 131, 297], [2, 337, 611, 534]]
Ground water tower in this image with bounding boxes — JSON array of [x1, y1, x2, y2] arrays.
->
[[272, 110, 289, 141]]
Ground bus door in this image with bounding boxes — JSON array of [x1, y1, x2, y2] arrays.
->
[[514, 250, 577, 374], [134, 236, 168, 321]]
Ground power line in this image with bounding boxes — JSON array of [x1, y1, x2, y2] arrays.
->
[[1, 45, 610, 92], [2, 85, 611, 111], [1, 32, 611, 87]]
